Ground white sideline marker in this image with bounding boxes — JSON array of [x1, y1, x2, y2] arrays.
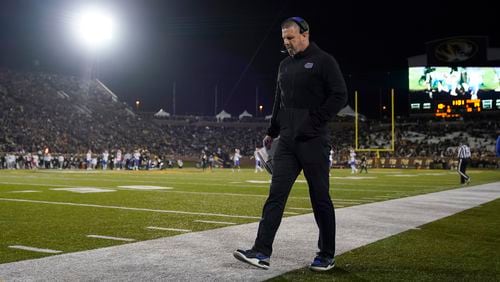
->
[[193, 220, 236, 225], [118, 185, 173, 190], [9, 190, 41, 193], [86, 235, 135, 242], [146, 226, 191, 232], [283, 211, 299, 215], [9, 245, 62, 254]]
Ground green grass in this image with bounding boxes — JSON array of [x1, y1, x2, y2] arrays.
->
[[270, 199, 500, 282], [0, 168, 499, 270]]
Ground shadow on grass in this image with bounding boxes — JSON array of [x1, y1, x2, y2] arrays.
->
[[268, 266, 369, 282]]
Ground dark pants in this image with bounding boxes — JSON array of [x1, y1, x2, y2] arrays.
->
[[253, 136, 335, 258], [458, 158, 470, 184]]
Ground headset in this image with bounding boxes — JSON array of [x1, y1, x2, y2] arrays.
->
[[283, 16, 309, 34]]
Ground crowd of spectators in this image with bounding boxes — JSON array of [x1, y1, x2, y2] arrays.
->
[[0, 68, 498, 169]]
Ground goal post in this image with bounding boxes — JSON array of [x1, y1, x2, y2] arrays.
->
[[354, 89, 395, 159]]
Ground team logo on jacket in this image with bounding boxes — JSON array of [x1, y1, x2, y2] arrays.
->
[[304, 62, 314, 69]]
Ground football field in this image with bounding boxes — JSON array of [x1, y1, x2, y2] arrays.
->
[[1, 168, 499, 279]]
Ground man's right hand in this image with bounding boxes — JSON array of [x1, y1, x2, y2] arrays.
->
[[263, 135, 273, 149]]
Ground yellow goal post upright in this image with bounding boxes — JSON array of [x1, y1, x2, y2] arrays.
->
[[354, 89, 395, 164]]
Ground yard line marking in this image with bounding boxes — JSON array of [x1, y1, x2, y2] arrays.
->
[[146, 227, 191, 232], [158, 190, 271, 198], [51, 188, 116, 193], [335, 199, 370, 202], [8, 190, 41, 193], [193, 220, 236, 225], [283, 211, 299, 215], [246, 180, 271, 184], [287, 207, 312, 211], [332, 185, 411, 192], [160, 190, 388, 200], [0, 182, 69, 187], [332, 176, 376, 180], [87, 235, 135, 242], [117, 185, 173, 190], [362, 197, 389, 201], [0, 198, 261, 219], [335, 201, 361, 205], [9, 245, 62, 254]]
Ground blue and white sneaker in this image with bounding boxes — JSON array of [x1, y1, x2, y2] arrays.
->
[[309, 256, 335, 271], [233, 249, 270, 270]]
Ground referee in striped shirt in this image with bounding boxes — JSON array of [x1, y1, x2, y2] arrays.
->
[[457, 143, 471, 185]]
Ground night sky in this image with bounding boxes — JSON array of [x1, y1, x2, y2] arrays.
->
[[1, 0, 498, 118]]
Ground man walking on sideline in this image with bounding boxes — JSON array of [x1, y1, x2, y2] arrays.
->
[[457, 143, 471, 185], [233, 17, 347, 272]]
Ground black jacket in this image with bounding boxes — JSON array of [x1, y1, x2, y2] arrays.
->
[[267, 42, 348, 140]]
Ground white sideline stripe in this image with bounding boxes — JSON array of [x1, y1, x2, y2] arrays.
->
[[0, 198, 260, 219], [146, 227, 191, 232], [287, 207, 312, 211], [9, 245, 62, 254], [194, 220, 236, 225], [283, 211, 299, 215], [8, 190, 41, 193], [87, 235, 135, 242]]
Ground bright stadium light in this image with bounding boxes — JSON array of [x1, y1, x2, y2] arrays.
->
[[72, 7, 116, 51]]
